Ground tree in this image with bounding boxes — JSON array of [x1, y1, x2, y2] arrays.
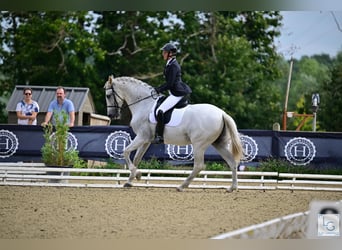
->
[[1, 12, 104, 84], [93, 11, 173, 122], [320, 51, 342, 131], [0, 11, 289, 129], [0, 11, 106, 117], [274, 55, 332, 131], [162, 11, 284, 129]]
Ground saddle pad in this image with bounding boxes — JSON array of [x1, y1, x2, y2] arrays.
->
[[149, 100, 188, 127]]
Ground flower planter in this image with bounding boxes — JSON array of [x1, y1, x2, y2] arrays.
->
[[46, 165, 72, 183]]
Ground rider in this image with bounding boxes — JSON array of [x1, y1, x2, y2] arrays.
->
[[153, 43, 192, 144]]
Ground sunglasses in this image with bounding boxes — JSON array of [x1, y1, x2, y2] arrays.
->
[[24, 93, 32, 95]]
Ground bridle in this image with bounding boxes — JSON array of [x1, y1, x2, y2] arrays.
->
[[105, 83, 158, 113]]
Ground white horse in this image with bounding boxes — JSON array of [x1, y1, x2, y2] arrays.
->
[[104, 75, 243, 192]]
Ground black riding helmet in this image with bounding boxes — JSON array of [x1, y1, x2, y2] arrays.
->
[[161, 43, 177, 56]]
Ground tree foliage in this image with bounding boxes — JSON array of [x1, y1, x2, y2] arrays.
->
[[320, 51, 342, 131], [0, 11, 340, 131]]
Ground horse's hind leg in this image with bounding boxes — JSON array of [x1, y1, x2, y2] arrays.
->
[[212, 141, 238, 192], [177, 147, 206, 192]]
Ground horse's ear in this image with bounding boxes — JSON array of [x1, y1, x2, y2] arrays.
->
[[108, 75, 114, 83], [104, 75, 112, 88]]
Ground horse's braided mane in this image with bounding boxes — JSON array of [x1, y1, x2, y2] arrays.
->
[[116, 76, 154, 90]]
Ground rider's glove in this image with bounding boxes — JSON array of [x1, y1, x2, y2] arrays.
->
[[154, 87, 161, 93]]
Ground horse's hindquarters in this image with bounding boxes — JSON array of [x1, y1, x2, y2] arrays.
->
[[161, 104, 225, 146]]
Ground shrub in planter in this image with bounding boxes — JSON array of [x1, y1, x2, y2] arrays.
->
[[41, 111, 85, 182]]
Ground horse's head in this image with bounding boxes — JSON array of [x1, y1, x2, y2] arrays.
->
[[104, 75, 123, 120]]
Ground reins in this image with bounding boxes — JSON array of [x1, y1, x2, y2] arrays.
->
[[105, 84, 158, 111]]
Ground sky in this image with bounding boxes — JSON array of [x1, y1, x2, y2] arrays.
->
[[275, 11, 342, 59]]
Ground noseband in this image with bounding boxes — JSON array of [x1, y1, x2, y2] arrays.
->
[[105, 85, 122, 111]]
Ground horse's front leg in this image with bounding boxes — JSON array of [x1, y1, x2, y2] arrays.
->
[[123, 136, 148, 187], [132, 142, 151, 181]]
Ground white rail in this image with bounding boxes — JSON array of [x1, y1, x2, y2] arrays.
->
[[211, 211, 309, 239], [278, 173, 342, 191], [1, 165, 342, 191], [0, 166, 278, 190]]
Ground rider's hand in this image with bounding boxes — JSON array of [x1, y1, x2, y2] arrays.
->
[[154, 87, 161, 93]]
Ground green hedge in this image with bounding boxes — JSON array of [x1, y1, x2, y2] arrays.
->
[[76, 158, 342, 176]]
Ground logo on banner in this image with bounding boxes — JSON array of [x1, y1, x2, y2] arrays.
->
[[105, 131, 132, 159], [284, 137, 316, 165], [240, 134, 258, 162], [167, 144, 194, 161], [0, 129, 19, 158], [50, 132, 78, 151]]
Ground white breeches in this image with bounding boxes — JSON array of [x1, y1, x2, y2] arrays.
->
[[156, 93, 183, 113]]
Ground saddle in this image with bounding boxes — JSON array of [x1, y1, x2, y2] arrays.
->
[[154, 95, 189, 124]]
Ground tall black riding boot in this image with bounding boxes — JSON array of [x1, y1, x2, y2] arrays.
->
[[153, 110, 165, 144]]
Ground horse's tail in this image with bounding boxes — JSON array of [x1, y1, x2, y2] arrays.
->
[[222, 112, 243, 162]]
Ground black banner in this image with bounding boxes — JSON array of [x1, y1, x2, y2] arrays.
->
[[0, 125, 341, 167]]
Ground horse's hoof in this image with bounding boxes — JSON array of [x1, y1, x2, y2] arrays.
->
[[176, 186, 184, 192], [123, 182, 133, 188], [226, 186, 237, 193], [135, 171, 142, 181]]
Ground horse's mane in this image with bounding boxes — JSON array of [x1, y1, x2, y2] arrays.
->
[[115, 76, 154, 91]]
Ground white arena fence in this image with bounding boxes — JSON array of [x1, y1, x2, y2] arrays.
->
[[1, 163, 342, 191], [211, 211, 310, 239]]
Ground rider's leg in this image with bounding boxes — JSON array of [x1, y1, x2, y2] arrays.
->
[[153, 94, 183, 143], [153, 109, 165, 143]]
